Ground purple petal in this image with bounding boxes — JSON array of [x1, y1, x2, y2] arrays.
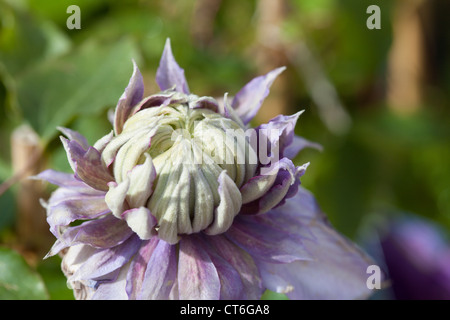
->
[[208, 235, 263, 299], [240, 158, 307, 215], [34, 169, 85, 189], [75, 147, 115, 191], [91, 266, 129, 300], [60, 135, 85, 173], [60, 244, 97, 299], [72, 235, 141, 282], [46, 188, 110, 236], [178, 237, 220, 300], [128, 91, 176, 115], [156, 38, 190, 94], [126, 238, 160, 299], [381, 219, 450, 300], [61, 137, 114, 191], [114, 60, 144, 134], [255, 111, 303, 161], [189, 96, 218, 112], [255, 187, 376, 299], [240, 166, 278, 204], [283, 135, 323, 160], [57, 127, 90, 150], [53, 214, 133, 251], [231, 67, 285, 125], [137, 240, 177, 300], [226, 214, 312, 264], [202, 240, 245, 299]]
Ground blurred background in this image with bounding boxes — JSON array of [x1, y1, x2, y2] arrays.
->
[[0, 0, 449, 299]]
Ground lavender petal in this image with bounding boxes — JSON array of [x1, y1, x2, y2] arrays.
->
[[126, 238, 160, 299], [231, 67, 285, 125], [178, 237, 220, 300], [156, 38, 190, 94], [137, 240, 177, 300], [114, 60, 144, 134], [255, 187, 376, 299]]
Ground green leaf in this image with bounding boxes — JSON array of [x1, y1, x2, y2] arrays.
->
[[37, 256, 74, 300], [17, 38, 140, 142], [0, 247, 49, 299], [261, 290, 289, 300]]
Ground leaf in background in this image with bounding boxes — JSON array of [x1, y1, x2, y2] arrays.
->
[[261, 290, 289, 300], [17, 38, 140, 142], [0, 2, 47, 76], [0, 247, 49, 299], [37, 256, 74, 300]]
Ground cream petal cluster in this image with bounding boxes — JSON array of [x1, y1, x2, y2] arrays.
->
[[102, 91, 258, 244]]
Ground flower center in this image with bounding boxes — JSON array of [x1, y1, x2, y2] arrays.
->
[[103, 94, 257, 243]]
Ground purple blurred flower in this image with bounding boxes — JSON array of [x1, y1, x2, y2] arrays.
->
[[380, 218, 450, 300], [38, 39, 376, 300]]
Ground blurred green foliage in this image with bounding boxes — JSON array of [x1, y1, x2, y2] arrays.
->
[[0, 0, 449, 299], [0, 246, 48, 299]]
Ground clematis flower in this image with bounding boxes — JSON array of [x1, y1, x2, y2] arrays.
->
[[380, 217, 450, 300], [38, 39, 377, 300]]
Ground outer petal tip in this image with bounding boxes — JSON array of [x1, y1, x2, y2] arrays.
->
[[156, 38, 190, 94], [232, 66, 286, 125], [114, 60, 145, 134]]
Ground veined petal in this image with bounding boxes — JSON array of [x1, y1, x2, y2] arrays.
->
[[60, 244, 96, 299], [60, 135, 84, 174], [227, 214, 312, 264], [178, 237, 220, 300], [71, 235, 141, 282], [156, 38, 190, 94], [75, 147, 115, 191], [57, 126, 90, 150], [256, 111, 303, 160], [56, 214, 133, 250], [114, 60, 145, 134], [46, 189, 110, 236], [207, 235, 263, 299], [283, 135, 323, 160], [240, 158, 307, 215], [240, 166, 278, 204], [231, 67, 285, 125], [34, 169, 88, 190], [203, 240, 245, 299], [137, 240, 177, 300], [189, 96, 219, 112], [129, 90, 176, 115], [125, 238, 160, 299], [256, 187, 376, 299], [91, 262, 130, 300], [61, 137, 114, 191]]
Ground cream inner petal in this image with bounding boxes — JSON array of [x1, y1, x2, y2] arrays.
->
[[103, 101, 258, 244]]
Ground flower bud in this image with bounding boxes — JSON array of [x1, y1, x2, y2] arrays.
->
[[102, 91, 257, 244]]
